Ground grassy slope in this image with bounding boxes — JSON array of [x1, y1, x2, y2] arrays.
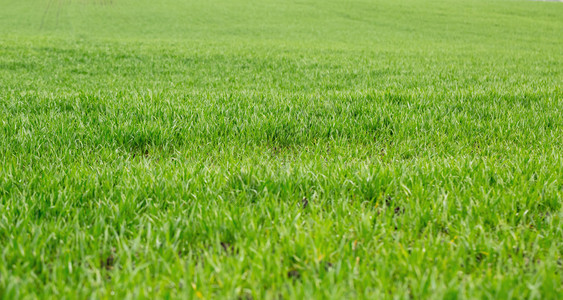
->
[[0, 0, 562, 298]]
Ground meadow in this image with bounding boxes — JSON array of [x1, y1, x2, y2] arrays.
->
[[0, 0, 562, 298]]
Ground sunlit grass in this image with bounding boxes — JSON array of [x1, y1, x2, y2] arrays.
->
[[0, 0, 562, 298]]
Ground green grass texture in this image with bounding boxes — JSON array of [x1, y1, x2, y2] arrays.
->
[[1, 0, 562, 298]]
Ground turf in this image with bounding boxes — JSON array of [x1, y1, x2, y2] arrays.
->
[[1, 0, 562, 298]]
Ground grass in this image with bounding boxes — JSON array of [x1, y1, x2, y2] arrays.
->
[[0, 0, 562, 298]]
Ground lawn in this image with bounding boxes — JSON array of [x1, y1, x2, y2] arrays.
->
[[0, 0, 562, 298]]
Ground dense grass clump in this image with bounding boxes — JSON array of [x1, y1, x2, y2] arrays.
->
[[0, 0, 562, 298]]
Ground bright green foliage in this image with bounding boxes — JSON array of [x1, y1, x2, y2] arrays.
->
[[1, 0, 562, 298]]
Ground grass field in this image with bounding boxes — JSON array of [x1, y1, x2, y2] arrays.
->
[[1, 0, 563, 298]]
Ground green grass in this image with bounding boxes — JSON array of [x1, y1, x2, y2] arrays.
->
[[1, 0, 562, 298]]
